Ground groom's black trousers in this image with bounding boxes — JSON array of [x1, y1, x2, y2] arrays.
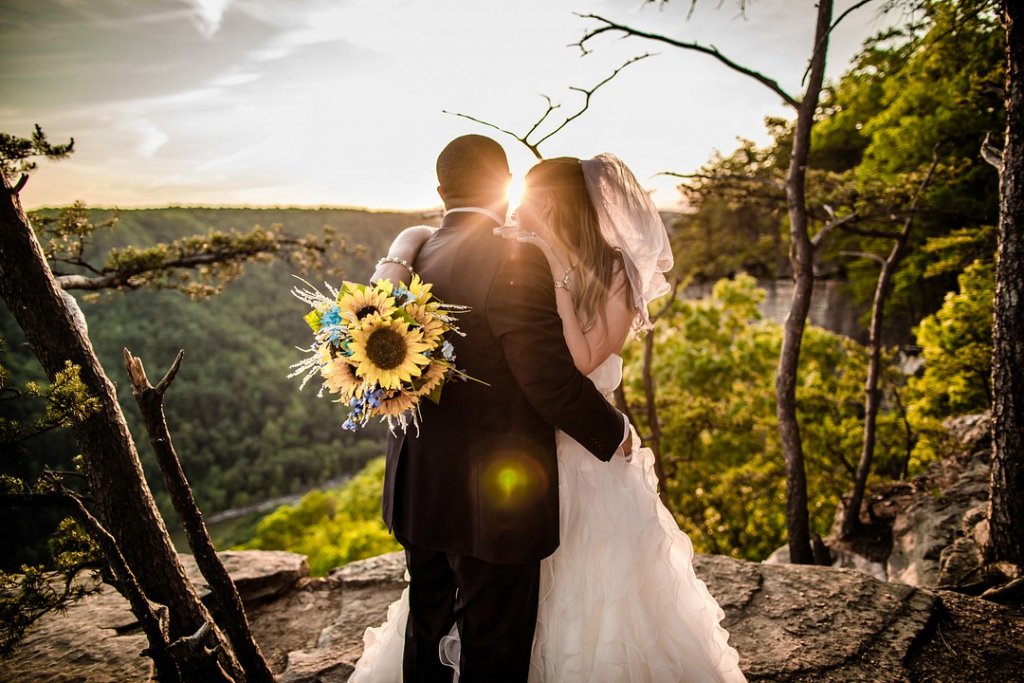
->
[[400, 537, 541, 683]]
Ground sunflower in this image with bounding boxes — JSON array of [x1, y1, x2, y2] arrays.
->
[[406, 303, 446, 346], [413, 361, 448, 401], [376, 390, 419, 418], [336, 282, 397, 323], [321, 354, 364, 401], [406, 274, 434, 305], [349, 315, 432, 390]]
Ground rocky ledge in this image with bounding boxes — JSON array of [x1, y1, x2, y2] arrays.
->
[[3, 549, 1022, 682]]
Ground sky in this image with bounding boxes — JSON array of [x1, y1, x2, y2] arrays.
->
[[1, 0, 899, 211]]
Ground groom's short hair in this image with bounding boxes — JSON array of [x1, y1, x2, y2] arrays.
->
[[436, 135, 509, 207]]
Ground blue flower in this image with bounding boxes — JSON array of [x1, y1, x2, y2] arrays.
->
[[393, 285, 413, 305], [441, 340, 454, 360], [367, 388, 386, 408], [320, 306, 343, 328]]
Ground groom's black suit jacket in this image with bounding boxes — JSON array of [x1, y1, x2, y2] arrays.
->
[[383, 212, 624, 564]]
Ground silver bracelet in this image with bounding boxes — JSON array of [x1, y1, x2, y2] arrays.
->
[[376, 256, 414, 277]]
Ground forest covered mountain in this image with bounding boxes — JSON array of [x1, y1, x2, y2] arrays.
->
[[1, 206, 431, 567]]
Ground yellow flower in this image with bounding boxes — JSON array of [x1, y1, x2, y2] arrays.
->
[[376, 390, 419, 417], [349, 315, 431, 390], [407, 303, 446, 346], [320, 352, 364, 401], [336, 282, 396, 323], [414, 361, 448, 401], [407, 274, 434, 304]]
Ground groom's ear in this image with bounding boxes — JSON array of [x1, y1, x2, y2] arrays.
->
[[437, 185, 446, 203]]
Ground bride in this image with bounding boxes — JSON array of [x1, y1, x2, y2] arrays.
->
[[353, 153, 745, 682]]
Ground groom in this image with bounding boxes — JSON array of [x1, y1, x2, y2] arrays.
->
[[382, 134, 629, 682]]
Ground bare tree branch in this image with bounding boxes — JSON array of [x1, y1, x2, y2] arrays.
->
[[537, 53, 655, 149], [658, 170, 786, 190], [522, 95, 560, 145], [981, 130, 1004, 171], [837, 223, 903, 240], [811, 211, 858, 248], [839, 249, 887, 266], [54, 235, 321, 292], [442, 111, 545, 159], [443, 53, 654, 159], [56, 251, 248, 291], [802, 0, 878, 86], [574, 13, 799, 108]]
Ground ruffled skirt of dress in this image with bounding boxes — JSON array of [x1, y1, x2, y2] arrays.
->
[[521, 426, 745, 682], [349, 427, 746, 683]]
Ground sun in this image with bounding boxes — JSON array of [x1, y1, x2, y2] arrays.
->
[[506, 175, 525, 214]]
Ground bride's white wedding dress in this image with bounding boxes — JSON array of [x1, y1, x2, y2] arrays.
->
[[350, 354, 746, 682]]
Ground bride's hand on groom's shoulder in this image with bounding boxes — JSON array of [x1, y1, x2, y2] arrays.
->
[[493, 224, 539, 244], [493, 226, 561, 273]]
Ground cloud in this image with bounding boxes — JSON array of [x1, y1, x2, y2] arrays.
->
[[181, 0, 233, 38], [127, 118, 170, 157], [209, 70, 262, 87]]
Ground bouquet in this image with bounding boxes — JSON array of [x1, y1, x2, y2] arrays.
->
[[289, 275, 472, 432]]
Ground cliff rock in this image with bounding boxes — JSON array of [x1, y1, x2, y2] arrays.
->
[[3, 549, 1022, 682]]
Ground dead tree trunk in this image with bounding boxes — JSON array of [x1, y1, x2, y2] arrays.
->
[[840, 156, 939, 538], [0, 173, 243, 680], [775, 0, 834, 565], [987, 0, 1024, 567], [640, 331, 673, 510], [125, 350, 275, 683]]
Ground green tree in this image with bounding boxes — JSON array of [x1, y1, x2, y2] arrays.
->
[[675, 0, 1003, 332], [622, 276, 907, 560], [239, 457, 400, 576], [906, 259, 994, 463], [0, 125, 73, 187]]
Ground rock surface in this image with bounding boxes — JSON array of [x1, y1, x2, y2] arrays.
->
[[4, 549, 1022, 682], [0, 578, 153, 683], [181, 550, 311, 603], [886, 450, 991, 588], [816, 413, 997, 592]]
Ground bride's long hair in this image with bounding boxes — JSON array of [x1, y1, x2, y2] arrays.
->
[[524, 157, 636, 332]]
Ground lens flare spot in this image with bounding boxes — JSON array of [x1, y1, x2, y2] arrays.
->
[[497, 466, 523, 496], [481, 455, 548, 510]]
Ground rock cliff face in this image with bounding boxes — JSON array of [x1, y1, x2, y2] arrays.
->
[[825, 413, 1003, 596], [3, 549, 1022, 682]]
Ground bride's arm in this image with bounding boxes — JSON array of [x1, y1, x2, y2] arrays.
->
[[553, 265, 633, 375], [370, 225, 436, 284], [502, 229, 632, 375]]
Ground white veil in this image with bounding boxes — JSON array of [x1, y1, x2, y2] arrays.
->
[[581, 153, 674, 333]]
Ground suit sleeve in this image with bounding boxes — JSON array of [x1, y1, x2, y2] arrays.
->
[[485, 241, 624, 461]]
